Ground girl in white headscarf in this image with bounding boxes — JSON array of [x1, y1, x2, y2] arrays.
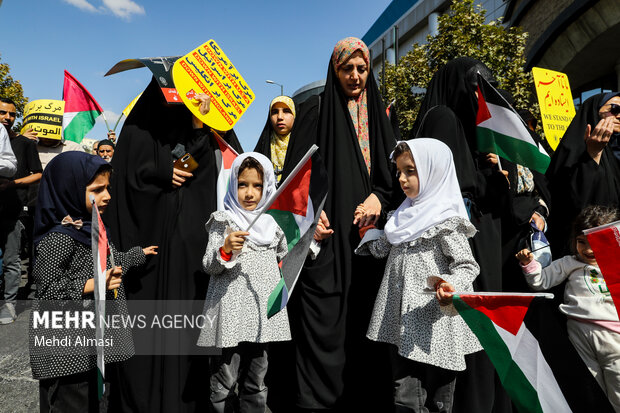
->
[[357, 138, 481, 412], [198, 152, 290, 413]]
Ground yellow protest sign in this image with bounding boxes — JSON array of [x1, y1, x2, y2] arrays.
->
[[21, 99, 65, 140], [532, 67, 576, 150], [172, 40, 254, 131]]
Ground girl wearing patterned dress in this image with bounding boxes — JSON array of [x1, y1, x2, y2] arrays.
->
[[29, 151, 157, 413], [198, 152, 289, 413], [357, 138, 481, 413]]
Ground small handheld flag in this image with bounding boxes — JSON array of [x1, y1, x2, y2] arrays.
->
[[584, 219, 620, 318], [454, 292, 614, 412], [90, 194, 108, 399], [211, 129, 239, 211], [475, 74, 550, 174], [245, 145, 328, 318]]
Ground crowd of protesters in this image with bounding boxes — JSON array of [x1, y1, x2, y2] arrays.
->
[[1, 36, 619, 413]]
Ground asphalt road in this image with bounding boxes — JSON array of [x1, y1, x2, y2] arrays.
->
[[0, 303, 38, 413]]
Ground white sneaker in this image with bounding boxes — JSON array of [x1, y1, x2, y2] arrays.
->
[[0, 303, 17, 324]]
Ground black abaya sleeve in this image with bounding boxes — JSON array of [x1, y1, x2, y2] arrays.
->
[[107, 123, 175, 252]]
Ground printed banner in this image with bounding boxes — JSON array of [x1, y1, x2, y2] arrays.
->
[[172, 40, 255, 131], [532, 67, 576, 151], [21, 99, 65, 140]]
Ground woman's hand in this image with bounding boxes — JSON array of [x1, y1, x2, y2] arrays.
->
[[485, 153, 499, 166], [191, 94, 211, 129], [515, 249, 534, 266], [143, 246, 158, 256], [172, 167, 193, 188], [314, 211, 334, 241], [194, 93, 211, 115], [585, 116, 615, 164], [223, 231, 249, 254], [435, 281, 455, 306], [353, 193, 382, 228], [530, 213, 545, 231]]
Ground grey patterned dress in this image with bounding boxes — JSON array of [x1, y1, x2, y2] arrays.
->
[[197, 211, 291, 349], [29, 232, 144, 379], [360, 215, 482, 371]]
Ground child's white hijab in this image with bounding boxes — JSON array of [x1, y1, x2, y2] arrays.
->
[[384, 138, 469, 245], [223, 152, 277, 245]]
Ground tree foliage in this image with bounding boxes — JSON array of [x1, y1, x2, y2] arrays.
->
[[0, 54, 28, 131], [381, 0, 537, 137]]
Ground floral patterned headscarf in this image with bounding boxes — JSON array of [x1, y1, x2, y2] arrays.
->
[[332, 37, 372, 174]]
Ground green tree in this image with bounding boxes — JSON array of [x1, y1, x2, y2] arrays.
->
[[0, 54, 28, 131], [381, 0, 537, 137]]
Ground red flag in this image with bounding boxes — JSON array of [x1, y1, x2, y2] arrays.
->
[[585, 220, 620, 317]]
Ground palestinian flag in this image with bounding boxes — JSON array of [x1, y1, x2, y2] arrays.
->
[[212, 129, 239, 211], [585, 220, 620, 317], [90, 195, 108, 400], [63, 70, 103, 143], [454, 293, 614, 413], [262, 145, 328, 318], [476, 74, 550, 174]]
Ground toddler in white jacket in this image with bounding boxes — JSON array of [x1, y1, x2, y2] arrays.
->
[[516, 205, 620, 412]]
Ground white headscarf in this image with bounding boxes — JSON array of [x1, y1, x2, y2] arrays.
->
[[223, 152, 278, 245], [384, 138, 469, 245]]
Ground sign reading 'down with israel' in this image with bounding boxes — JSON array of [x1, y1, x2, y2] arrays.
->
[[21, 99, 65, 141]]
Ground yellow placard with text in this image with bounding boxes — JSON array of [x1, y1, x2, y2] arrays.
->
[[21, 99, 65, 140], [532, 67, 576, 150], [172, 40, 254, 131]]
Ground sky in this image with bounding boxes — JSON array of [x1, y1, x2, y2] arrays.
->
[[0, 0, 392, 151]]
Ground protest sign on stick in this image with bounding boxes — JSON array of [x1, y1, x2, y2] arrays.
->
[[21, 99, 65, 140], [172, 40, 255, 131], [532, 67, 576, 151]]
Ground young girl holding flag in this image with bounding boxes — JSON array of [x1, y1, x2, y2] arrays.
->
[[516, 205, 620, 411], [357, 138, 481, 412], [198, 152, 290, 413], [29, 151, 156, 412]]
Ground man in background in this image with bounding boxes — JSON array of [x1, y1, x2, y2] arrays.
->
[[0, 97, 42, 324]]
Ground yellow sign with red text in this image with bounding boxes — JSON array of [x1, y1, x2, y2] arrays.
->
[[21, 99, 65, 141], [532, 67, 576, 150], [172, 40, 254, 131]]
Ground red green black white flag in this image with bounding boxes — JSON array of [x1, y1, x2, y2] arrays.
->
[[454, 293, 614, 412], [250, 145, 328, 318], [475, 74, 550, 174], [212, 130, 239, 211], [63, 70, 103, 144], [90, 195, 108, 400]]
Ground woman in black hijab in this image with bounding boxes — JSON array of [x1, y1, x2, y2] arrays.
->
[[411, 57, 512, 413], [546, 92, 620, 255], [264, 37, 398, 412], [105, 78, 243, 413]]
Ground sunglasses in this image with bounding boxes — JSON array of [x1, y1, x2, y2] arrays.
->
[[0, 110, 16, 117], [604, 103, 620, 116]]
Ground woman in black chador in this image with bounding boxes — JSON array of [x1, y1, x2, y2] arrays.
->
[[257, 37, 398, 412], [546, 92, 620, 255], [105, 79, 242, 413], [411, 57, 512, 413]]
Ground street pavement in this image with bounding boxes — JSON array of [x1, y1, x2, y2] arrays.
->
[[0, 302, 38, 413]]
